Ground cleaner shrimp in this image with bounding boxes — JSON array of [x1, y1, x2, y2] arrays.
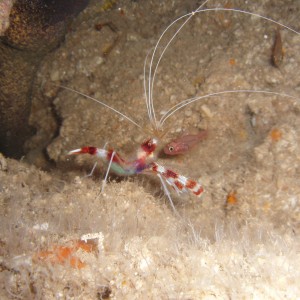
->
[[47, 0, 300, 211]]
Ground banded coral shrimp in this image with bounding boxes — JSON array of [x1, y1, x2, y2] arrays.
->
[[31, 0, 300, 216], [2, 1, 299, 298]]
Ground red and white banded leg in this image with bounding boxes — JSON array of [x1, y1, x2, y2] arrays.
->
[[148, 162, 203, 197]]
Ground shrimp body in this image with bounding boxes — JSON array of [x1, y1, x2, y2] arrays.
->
[[69, 138, 157, 176], [164, 130, 208, 155], [68, 138, 204, 198]]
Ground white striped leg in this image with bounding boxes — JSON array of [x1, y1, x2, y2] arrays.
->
[[149, 162, 204, 197], [101, 151, 116, 193], [157, 173, 179, 215], [84, 162, 98, 178]]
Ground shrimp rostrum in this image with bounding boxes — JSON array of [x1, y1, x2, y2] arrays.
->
[[65, 1, 300, 211]]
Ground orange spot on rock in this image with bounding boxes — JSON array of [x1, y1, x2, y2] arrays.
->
[[229, 58, 236, 66], [226, 191, 238, 205], [33, 240, 97, 269], [270, 128, 282, 142]]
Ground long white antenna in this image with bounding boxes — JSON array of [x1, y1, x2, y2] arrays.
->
[[146, 0, 211, 130], [59, 6, 300, 134], [156, 8, 300, 128], [57, 85, 142, 129], [197, 8, 300, 35], [143, 47, 156, 128], [159, 90, 300, 127]]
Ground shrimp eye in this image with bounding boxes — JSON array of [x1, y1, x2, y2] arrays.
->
[[169, 146, 174, 152]]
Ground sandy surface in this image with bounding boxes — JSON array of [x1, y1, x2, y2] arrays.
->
[[1, 0, 300, 299]]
